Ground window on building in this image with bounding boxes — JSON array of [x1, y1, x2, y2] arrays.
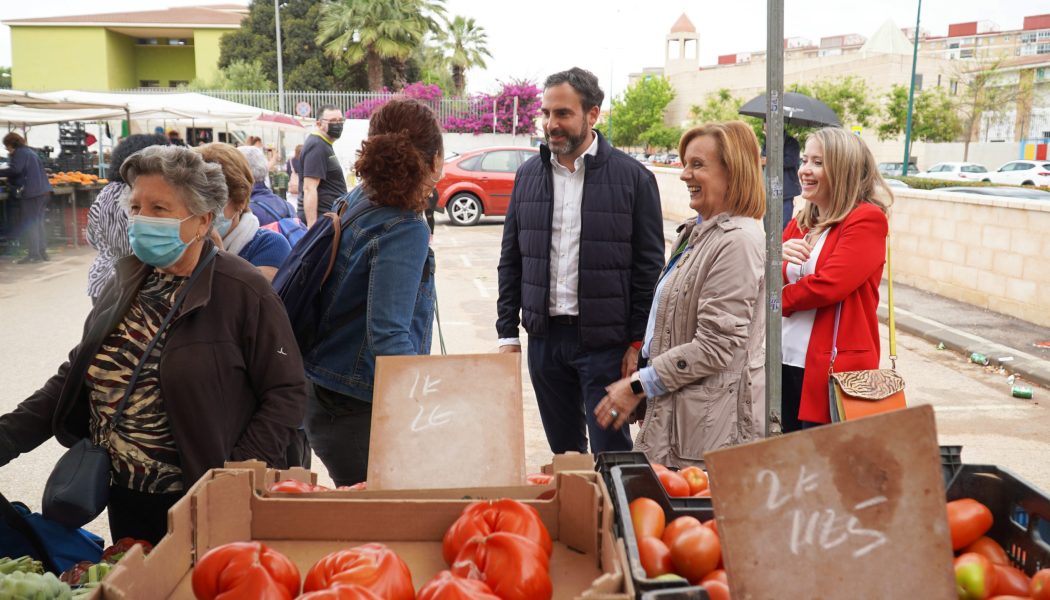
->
[[1021, 32, 1036, 43], [950, 80, 959, 95], [948, 42, 960, 49], [937, 74, 942, 87], [169, 80, 189, 88], [168, 38, 188, 46], [139, 80, 160, 88], [136, 38, 159, 45], [914, 73, 923, 90], [960, 49, 974, 58], [1039, 43, 1050, 55]]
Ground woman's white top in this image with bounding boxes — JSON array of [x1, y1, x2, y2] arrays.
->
[[782, 228, 830, 368]]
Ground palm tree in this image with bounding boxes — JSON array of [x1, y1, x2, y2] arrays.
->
[[317, 0, 445, 92], [442, 16, 492, 97]]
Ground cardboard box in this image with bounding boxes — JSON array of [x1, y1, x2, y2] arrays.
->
[[97, 463, 632, 599]]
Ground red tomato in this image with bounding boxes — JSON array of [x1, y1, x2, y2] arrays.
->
[[268, 479, 317, 494], [651, 463, 670, 473], [694, 489, 712, 498], [701, 580, 731, 600], [526, 473, 554, 486], [955, 552, 998, 600], [947, 499, 994, 550], [451, 532, 552, 600], [661, 516, 702, 548], [637, 536, 673, 578], [191, 541, 300, 600], [657, 470, 691, 498], [992, 564, 1032, 597], [988, 596, 1034, 600], [416, 570, 501, 600], [302, 544, 414, 600], [964, 537, 1010, 567], [1033, 568, 1050, 600], [703, 519, 719, 537], [629, 497, 666, 540], [702, 569, 728, 585], [678, 467, 709, 496], [441, 499, 552, 565], [670, 524, 721, 582], [296, 585, 384, 599]]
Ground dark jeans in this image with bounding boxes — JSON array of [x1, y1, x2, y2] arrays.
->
[[303, 381, 372, 487], [107, 485, 183, 546], [781, 364, 822, 432], [20, 194, 48, 259], [527, 320, 633, 454]]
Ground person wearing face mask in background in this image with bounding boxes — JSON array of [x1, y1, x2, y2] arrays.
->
[[196, 143, 291, 283], [0, 145, 306, 544], [298, 104, 348, 228]]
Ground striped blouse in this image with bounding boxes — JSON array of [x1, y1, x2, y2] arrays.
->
[[86, 182, 132, 299]]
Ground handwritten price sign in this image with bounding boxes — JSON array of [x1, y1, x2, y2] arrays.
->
[[705, 406, 955, 599], [368, 354, 525, 490]]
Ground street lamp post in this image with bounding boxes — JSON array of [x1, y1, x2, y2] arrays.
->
[[274, 0, 286, 115], [901, 0, 922, 177]]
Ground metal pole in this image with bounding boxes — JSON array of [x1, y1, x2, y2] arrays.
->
[[512, 96, 519, 138], [493, 99, 498, 134], [274, 0, 286, 115], [764, 0, 785, 437], [901, 0, 922, 176]]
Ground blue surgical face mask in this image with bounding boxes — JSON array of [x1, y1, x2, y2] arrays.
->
[[128, 214, 198, 268], [215, 213, 232, 238]]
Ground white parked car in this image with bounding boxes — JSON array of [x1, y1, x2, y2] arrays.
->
[[915, 162, 991, 182], [988, 160, 1050, 186]]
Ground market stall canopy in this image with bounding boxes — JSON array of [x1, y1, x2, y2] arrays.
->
[[0, 89, 128, 111], [0, 105, 128, 126], [37, 90, 287, 123], [253, 113, 309, 132]]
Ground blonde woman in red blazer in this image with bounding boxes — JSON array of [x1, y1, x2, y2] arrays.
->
[[780, 128, 892, 431]]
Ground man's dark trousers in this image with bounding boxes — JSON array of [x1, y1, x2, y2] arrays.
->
[[527, 319, 633, 454]]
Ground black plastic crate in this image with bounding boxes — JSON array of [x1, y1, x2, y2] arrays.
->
[[946, 463, 1050, 575], [640, 588, 710, 600], [940, 445, 962, 486], [608, 464, 715, 597]]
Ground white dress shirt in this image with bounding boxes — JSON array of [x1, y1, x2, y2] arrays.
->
[[498, 133, 599, 347], [782, 229, 830, 367]]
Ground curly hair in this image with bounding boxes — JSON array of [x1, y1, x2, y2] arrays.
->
[[195, 142, 254, 214], [108, 134, 169, 182], [354, 98, 443, 212]]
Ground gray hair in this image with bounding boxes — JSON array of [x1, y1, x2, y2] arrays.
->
[[238, 145, 270, 185], [120, 145, 228, 222]]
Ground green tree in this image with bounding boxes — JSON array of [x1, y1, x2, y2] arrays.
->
[[877, 84, 962, 143], [689, 88, 764, 140], [316, 0, 445, 92], [412, 35, 454, 93], [639, 124, 684, 152], [596, 76, 676, 147], [953, 59, 1025, 160], [790, 75, 878, 129], [441, 15, 492, 97], [0, 66, 11, 89], [183, 60, 274, 93], [219, 0, 366, 91]]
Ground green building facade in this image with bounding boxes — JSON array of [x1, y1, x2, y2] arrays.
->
[[4, 6, 243, 91]]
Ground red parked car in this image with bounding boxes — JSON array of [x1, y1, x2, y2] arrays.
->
[[436, 146, 540, 226]]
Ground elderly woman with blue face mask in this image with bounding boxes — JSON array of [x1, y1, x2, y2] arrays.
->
[[0, 145, 307, 545]]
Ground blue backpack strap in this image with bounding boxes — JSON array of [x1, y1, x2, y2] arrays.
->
[[254, 200, 284, 221]]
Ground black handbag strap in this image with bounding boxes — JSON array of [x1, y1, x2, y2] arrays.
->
[[0, 491, 59, 573], [109, 246, 218, 431]]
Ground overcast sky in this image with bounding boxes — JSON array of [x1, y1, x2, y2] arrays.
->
[[0, 0, 1040, 103]]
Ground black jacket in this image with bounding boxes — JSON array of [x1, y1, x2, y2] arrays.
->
[[0, 243, 307, 489], [497, 132, 665, 350], [0, 146, 52, 199]]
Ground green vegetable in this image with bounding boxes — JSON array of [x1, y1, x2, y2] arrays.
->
[[0, 571, 73, 599], [0, 557, 44, 576]]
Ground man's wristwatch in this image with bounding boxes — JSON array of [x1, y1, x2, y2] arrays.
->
[[629, 371, 645, 397]]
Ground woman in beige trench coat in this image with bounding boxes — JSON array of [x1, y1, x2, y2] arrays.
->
[[595, 121, 766, 467]]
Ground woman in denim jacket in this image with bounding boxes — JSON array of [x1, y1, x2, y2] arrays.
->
[[302, 98, 441, 486]]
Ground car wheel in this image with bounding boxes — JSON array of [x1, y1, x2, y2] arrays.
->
[[981, 179, 991, 182], [447, 193, 483, 226], [1022, 180, 1035, 186]]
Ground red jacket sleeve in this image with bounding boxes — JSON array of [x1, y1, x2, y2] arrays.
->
[[782, 205, 887, 317]]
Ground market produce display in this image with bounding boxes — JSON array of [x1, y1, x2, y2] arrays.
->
[[47, 172, 104, 186], [192, 541, 301, 600], [302, 545, 413, 600], [441, 498, 553, 564]]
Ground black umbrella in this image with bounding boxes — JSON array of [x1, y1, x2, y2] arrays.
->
[[738, 92, 841, 128]]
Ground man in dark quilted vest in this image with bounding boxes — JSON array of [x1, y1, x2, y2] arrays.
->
[[497, 67, 665, 454]]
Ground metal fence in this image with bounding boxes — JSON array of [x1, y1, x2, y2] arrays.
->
[[114, 88, 485, 122]]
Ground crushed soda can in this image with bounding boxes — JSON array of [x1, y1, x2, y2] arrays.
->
[[1011, 385, 1034, 399], [970, 352, 990, 366]]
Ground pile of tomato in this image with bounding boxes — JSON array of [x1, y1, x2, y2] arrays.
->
[[947, 498, 1050, 600], [190, 497, 554, 600]]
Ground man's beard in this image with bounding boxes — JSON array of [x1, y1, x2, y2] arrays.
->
[[545, 124, 588, 155]]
